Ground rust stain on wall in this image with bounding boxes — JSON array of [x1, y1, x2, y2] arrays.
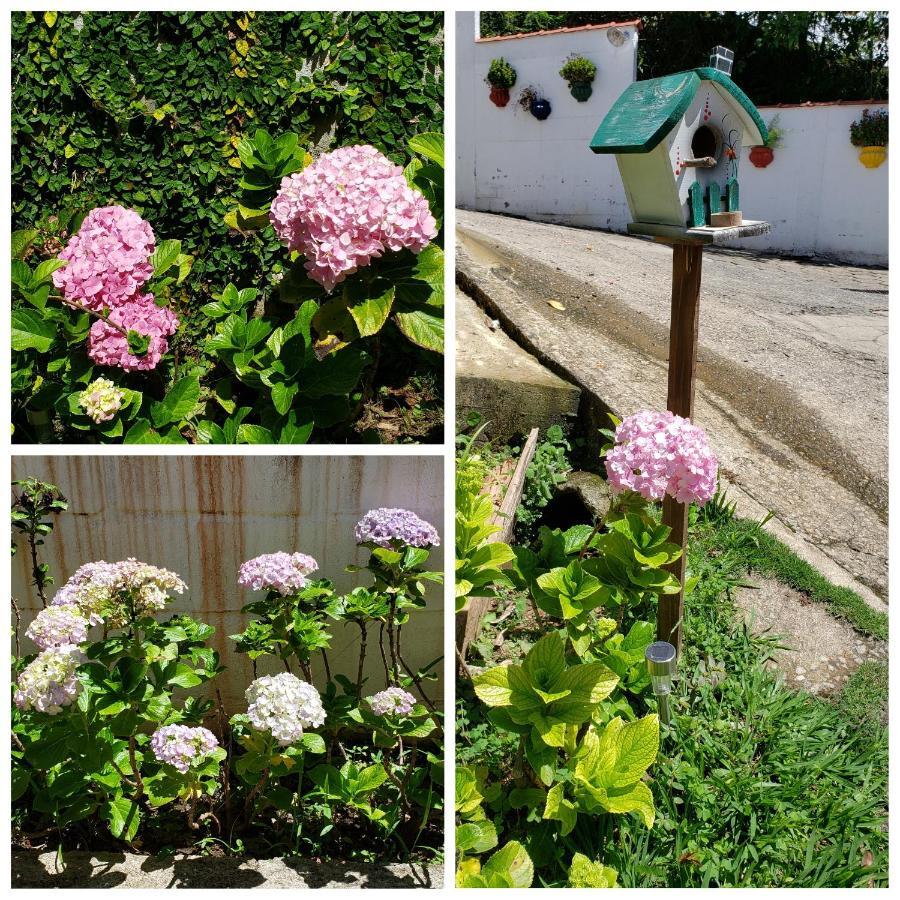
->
[[11, 455, 444, 711]]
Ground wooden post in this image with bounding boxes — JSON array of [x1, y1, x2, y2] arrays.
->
[[658, 242, 703, 653]]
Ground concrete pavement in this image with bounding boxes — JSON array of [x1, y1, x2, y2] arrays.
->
[[456, 210, 887, 604]]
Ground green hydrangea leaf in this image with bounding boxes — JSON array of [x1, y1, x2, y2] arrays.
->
[[568, 853, 619, 888], [543, 782, 577, 836]]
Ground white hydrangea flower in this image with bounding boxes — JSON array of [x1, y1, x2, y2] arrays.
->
[[78, 377, 126, 424], [14, 644, 86, 714], [245, 672, 326, 746], [51, 558, 186, 628], [25, 605, 89, 651]]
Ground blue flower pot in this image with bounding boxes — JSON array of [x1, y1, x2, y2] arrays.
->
[[530, 98, 551, 120]]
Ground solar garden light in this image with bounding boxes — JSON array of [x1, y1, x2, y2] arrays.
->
[[645, 641, 677, 726]]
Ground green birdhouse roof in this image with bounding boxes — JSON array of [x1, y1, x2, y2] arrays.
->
[[590, 67, 767, 154]]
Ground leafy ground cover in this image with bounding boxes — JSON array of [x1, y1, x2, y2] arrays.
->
[[456, 429, 888, 888], [12, 11, 444, 444]]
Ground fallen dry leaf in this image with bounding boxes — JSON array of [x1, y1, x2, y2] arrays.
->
[[547, 299, 566, 311]]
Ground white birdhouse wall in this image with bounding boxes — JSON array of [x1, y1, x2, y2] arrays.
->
[[669, 86, 745, 220]]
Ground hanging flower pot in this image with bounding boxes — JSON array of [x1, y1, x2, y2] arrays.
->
[[858, 145, 887, 169], [489, 85, 510, 108], [485, 58, 516, 110], [749, 145, 774, 168], [849, 108, 888, 168], [569, 82, 593, 102], [530, 98, 552, 120], [518, 86, 551, 121], [559, 54, 596, 103]]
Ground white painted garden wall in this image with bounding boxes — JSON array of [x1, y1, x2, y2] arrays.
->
[[739, 102, 888, 265], [11, 456, 445, 710], [455, 13, 638, 231], [456, 12, 888, 266]]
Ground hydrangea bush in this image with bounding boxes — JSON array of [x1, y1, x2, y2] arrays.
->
[[12, 132, 444, 446], [13, 485, 444, 859], [455, 409, 720, 886], [12, 557, 223, 844]]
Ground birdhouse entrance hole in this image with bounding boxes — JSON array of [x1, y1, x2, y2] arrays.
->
[[691, 125, 719, 161]]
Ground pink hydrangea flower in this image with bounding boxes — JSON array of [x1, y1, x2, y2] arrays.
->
[[605, 410, 718, 505], [369, 686, 416, 716], [87, 295, 179, 372], [150, 724, 220, 774], [53, 205, 155, 311], [269, 144, 438, 292], [238, 552, 319, 596]]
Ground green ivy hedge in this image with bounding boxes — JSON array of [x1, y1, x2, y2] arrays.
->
[[11, 9, 444, 319]]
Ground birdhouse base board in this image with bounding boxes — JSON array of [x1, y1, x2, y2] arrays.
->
[[627, 219, 771, 244], [710, 210, 743, 227]]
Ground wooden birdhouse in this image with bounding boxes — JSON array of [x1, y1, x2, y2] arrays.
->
[[590, 48, 771, 241]]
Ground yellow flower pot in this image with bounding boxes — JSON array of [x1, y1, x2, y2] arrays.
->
[[858, 145, 886, 169]]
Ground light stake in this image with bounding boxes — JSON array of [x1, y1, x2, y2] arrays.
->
[[645, 641, 677, 726]]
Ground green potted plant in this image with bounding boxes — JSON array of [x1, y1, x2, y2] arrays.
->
[[486, 58, 516, 108], [559, 54, 597, 102], [749, 115, 783, 168], [850, 108, 888, 168], [518, 85, 551, 121]]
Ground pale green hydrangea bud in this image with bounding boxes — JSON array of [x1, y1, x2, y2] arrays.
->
[[79, 377, 125, 424]]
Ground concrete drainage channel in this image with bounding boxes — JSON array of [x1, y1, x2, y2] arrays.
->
[[12, 852, 443, 889]]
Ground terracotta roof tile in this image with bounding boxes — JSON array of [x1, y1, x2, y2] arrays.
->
[[476, 20, 642, 43]]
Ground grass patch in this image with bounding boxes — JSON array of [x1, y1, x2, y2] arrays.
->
[[695, 517, 887, 640], [837, 660, 888, 728]]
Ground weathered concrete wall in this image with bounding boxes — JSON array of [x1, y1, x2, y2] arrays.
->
[[456, 12, 888, 265], [455, 12, 638, 230], [11, 456, 444, 710]]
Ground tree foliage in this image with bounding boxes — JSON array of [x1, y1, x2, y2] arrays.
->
[[478, 11, 888, 104]]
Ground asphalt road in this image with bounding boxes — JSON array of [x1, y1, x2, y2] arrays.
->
[[456, 209, 888, 601]]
